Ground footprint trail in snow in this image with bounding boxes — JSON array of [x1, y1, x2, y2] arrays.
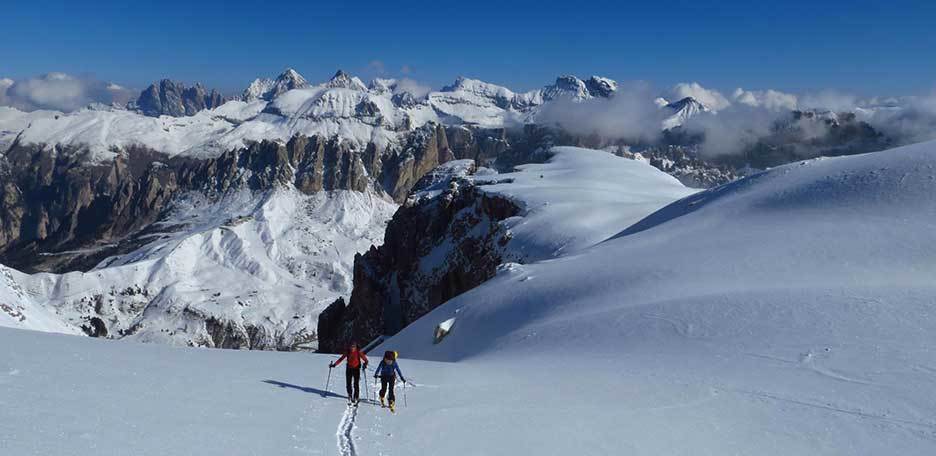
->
[[336, 405, 358, 456]]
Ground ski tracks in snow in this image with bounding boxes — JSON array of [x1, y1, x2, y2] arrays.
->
[[291, 380, 392, 456], [336, 404, 359, 456]]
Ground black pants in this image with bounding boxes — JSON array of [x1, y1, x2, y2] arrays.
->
[[379, 375, 396, 403], [345, 367, 361, 401]]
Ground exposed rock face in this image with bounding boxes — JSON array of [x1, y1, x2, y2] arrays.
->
[[584, 76, 618, 98], [0, 122, 467, 273], [0, 143, 181, 272], [444, 126, 511, 165], [542, 75, 617, 101], [136, 79, 227, 117], [381, 123, 456, 201], [318, 162, 520, 353]]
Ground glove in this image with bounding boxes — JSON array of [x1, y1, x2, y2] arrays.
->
[[401, 378, 406, 384], [363, 362, 368, 370], [329, 362, 334, 368]]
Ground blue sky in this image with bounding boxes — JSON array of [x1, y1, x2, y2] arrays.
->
[[4, 0, 935, 95]]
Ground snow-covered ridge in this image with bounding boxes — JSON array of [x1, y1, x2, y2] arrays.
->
[[0, 69, 620, 162]]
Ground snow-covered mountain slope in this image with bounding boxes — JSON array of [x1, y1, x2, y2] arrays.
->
[[4, 142, 935, 456], [318, 147, 696, 351], [373, 141, 936, 453], [662, 96, 712, 129], [0, 188, 397, 349], [475, 146, 695, 260], [0, 266, 81, 335]]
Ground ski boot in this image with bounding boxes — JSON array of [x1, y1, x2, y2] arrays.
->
[[379, 397, 385, 408], [389, 400, 396, 413]]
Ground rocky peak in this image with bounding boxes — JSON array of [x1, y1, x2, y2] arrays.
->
[[136, 79, 227, 117], [542, 75, 589, 101], [666, 96, 709, 113], [584, 76, 617, 98], [243, 68, 310, 101], [662, 97, 711, 130], [323, 70, 367, 91]]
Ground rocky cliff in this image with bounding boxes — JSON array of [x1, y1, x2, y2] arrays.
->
[[136, 79, 228, 117], [318, 161, 520, 352], [0, 122, 468, 273]]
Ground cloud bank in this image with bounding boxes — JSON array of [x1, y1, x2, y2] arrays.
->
[[670, 82, 732, 111], [393, 78, 432, 99], [535, 82, 666, 142], [0, 73, 134, 112], [536, 79, 936, 158]]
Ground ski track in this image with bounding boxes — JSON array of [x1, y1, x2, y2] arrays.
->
[[337, 404, 358, 456]]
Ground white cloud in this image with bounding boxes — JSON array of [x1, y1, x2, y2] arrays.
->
[[732, 88, 798, 111], [670, 82, 732, 111], [863, 90, 936, 145], [0, 73, 134, 112], [393, 78, 432, 98], [799, 90, 860, 112], [536, 81, 665, 141]]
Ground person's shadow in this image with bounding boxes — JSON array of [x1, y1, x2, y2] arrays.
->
[[263, 379, 343, 398]]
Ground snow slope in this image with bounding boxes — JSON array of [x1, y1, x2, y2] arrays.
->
[[3, 138, 936, 456], [379, 141, 936, 453], [475, 146, 695, 260], [0, 188, 397, 348]]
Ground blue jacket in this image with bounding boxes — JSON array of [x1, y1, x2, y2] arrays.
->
[[374, 360, 405, 381]]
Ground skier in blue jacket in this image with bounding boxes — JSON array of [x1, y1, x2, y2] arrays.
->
[[374, 350, 406, 411]]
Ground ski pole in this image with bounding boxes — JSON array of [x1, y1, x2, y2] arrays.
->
[[324, 365, 333, 398], [363, 367, 370, 403], [403, 379, 408, 408]]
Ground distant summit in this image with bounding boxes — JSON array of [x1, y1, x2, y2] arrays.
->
[[662, 97, 710, 130], [242, 68, 310, 101], [135, 79, 227, 117], [322, 70, 368, 91]]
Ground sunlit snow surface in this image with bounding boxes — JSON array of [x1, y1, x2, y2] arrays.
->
[[3, 144, 936, 455], [0, 189, 397, 347]]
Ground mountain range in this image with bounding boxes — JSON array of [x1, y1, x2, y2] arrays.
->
[[0, 67, 906, 349]]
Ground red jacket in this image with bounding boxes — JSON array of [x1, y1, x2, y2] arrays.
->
[[334, 348, 368, 369]]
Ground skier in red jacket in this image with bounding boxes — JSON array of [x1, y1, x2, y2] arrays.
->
[[330, 342, 368, 404]]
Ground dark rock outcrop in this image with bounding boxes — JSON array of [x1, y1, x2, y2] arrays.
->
[[136, 79, 227, 117], [381, 123, 456, 201], [318, 163, 520, 353]]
